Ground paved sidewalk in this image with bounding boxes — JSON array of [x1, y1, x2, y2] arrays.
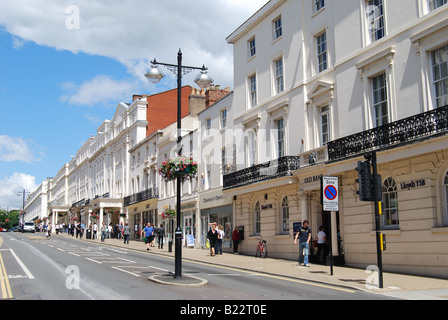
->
[[58, 233, 448, 299]]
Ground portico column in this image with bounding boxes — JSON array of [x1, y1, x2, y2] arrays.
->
[[298, 192, 309, 222], [88, 210, 92, 230], [99, 207, 104, 237]]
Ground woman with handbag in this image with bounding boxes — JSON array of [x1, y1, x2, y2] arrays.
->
[[207, 223, 219, 256]]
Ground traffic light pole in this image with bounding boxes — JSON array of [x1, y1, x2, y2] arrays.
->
[[371, 151, 384, 289], [355, 152, 384, 289]]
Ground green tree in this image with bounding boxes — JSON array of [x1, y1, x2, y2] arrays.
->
[[0, 209, 20, 229]]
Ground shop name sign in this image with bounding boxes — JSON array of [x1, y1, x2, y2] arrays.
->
[[400, 179, 426, 190], [261, 204, 273, 210], [304, 174, 323, 184], [202, 195, 226, 203]]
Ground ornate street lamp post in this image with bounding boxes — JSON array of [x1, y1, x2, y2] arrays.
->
[[145, 49, 213, 279]]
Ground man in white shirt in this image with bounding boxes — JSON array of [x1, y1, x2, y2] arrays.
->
[[93, 223, 98, 239], [316, 225, 328, 265]]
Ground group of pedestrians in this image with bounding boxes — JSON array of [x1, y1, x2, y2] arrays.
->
[[206, 222, 226, 257], [41, 221, 87, 238], [142, 222, 166, 250], [294, 220, 329, 267], [42, 218, 326, 268]]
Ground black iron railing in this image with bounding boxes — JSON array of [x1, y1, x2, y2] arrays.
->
[[328, 105, 448, 162], [223, 156, 300, 190], [71, 198, 86, 208], [124, 187, 159, 207]]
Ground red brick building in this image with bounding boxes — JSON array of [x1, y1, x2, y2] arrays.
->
[[133, 85, 231, 137]]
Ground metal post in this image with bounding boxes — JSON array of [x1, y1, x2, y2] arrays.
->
[[371, 151, 383, 288], [147, 50, 211, 280], [174, 50, 183, 279], [22, 189, 25, 225]]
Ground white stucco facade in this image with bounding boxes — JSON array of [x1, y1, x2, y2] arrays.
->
[[223, 0, 448, 278]]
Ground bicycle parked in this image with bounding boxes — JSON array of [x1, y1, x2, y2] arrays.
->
[[255, 238, 268, 259]]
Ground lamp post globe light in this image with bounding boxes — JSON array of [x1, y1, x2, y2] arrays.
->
[[145, 49, 213, 279], [144, 65, 164, 84]]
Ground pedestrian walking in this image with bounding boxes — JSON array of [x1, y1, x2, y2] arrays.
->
[[232, 226, 240, 254], [100, 222, 107, 242], [215, 225, 224, 255], [93, 222, 98, 239], [316, 225, 328, 264], [118, 222, 124, 240], [80, 221, 85, 238], [107, 224, 112, 239], [123, 223, 131, 244], [207, 224, 219, 256], [294, 220, 312, 267], [143, 223, 154, 251], [76, 222, 81, 238], [47, 223, 52, 238], [157, 224, 165, 249], [113, 224, 118, 239]]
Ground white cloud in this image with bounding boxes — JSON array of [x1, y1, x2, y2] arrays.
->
[[0, 135, 35, 163], [85, 113, 101, 125], [0, 172, 38, 209], [12, 36, 26, 49], [60, 75, 138, 107], [0, 0, 268, 90]]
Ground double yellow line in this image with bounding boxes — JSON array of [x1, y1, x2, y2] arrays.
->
[[0, 236, 13, 299]]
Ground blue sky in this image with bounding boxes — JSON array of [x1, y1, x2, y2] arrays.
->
[[0, 0, 267, 209]]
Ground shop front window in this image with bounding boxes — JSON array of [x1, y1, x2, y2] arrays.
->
[[254, 201, 261, 235], [381, 177, 399, 229], [134, 213, 141, 240], [209, 215, 232, 248], [202, 205, 233, 249]]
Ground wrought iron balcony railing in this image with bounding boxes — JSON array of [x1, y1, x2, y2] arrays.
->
[[71, 198, 86, 208], [327, 105, 448, 162], [223, 156, 300, 190], [124, 187, 159, 207]]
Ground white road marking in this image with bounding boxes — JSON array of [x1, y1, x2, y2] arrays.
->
[[111, 267, 140, 277], [10, 249, 35, 280], [86, 258, 102, 264]]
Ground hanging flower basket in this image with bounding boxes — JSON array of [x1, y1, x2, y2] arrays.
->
[[161, 209, 176, 220], [158, 156, 198, 182]]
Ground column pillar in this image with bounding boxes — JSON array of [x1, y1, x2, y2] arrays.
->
[[298, 191, 309, 222], [99, 207, 104, 239]]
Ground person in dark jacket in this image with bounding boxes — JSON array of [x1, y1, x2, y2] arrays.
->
[[157, 224, 165, 249], [232, 226, 240, 254], [123, 223, 131, 244], [207, 224, 219, 256]]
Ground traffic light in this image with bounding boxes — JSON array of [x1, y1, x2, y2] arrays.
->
[[355, 160, 382, 202], [355, 160, 372, 201]]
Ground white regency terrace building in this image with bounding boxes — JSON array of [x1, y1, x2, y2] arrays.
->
[[220, 0, 448, 278]]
